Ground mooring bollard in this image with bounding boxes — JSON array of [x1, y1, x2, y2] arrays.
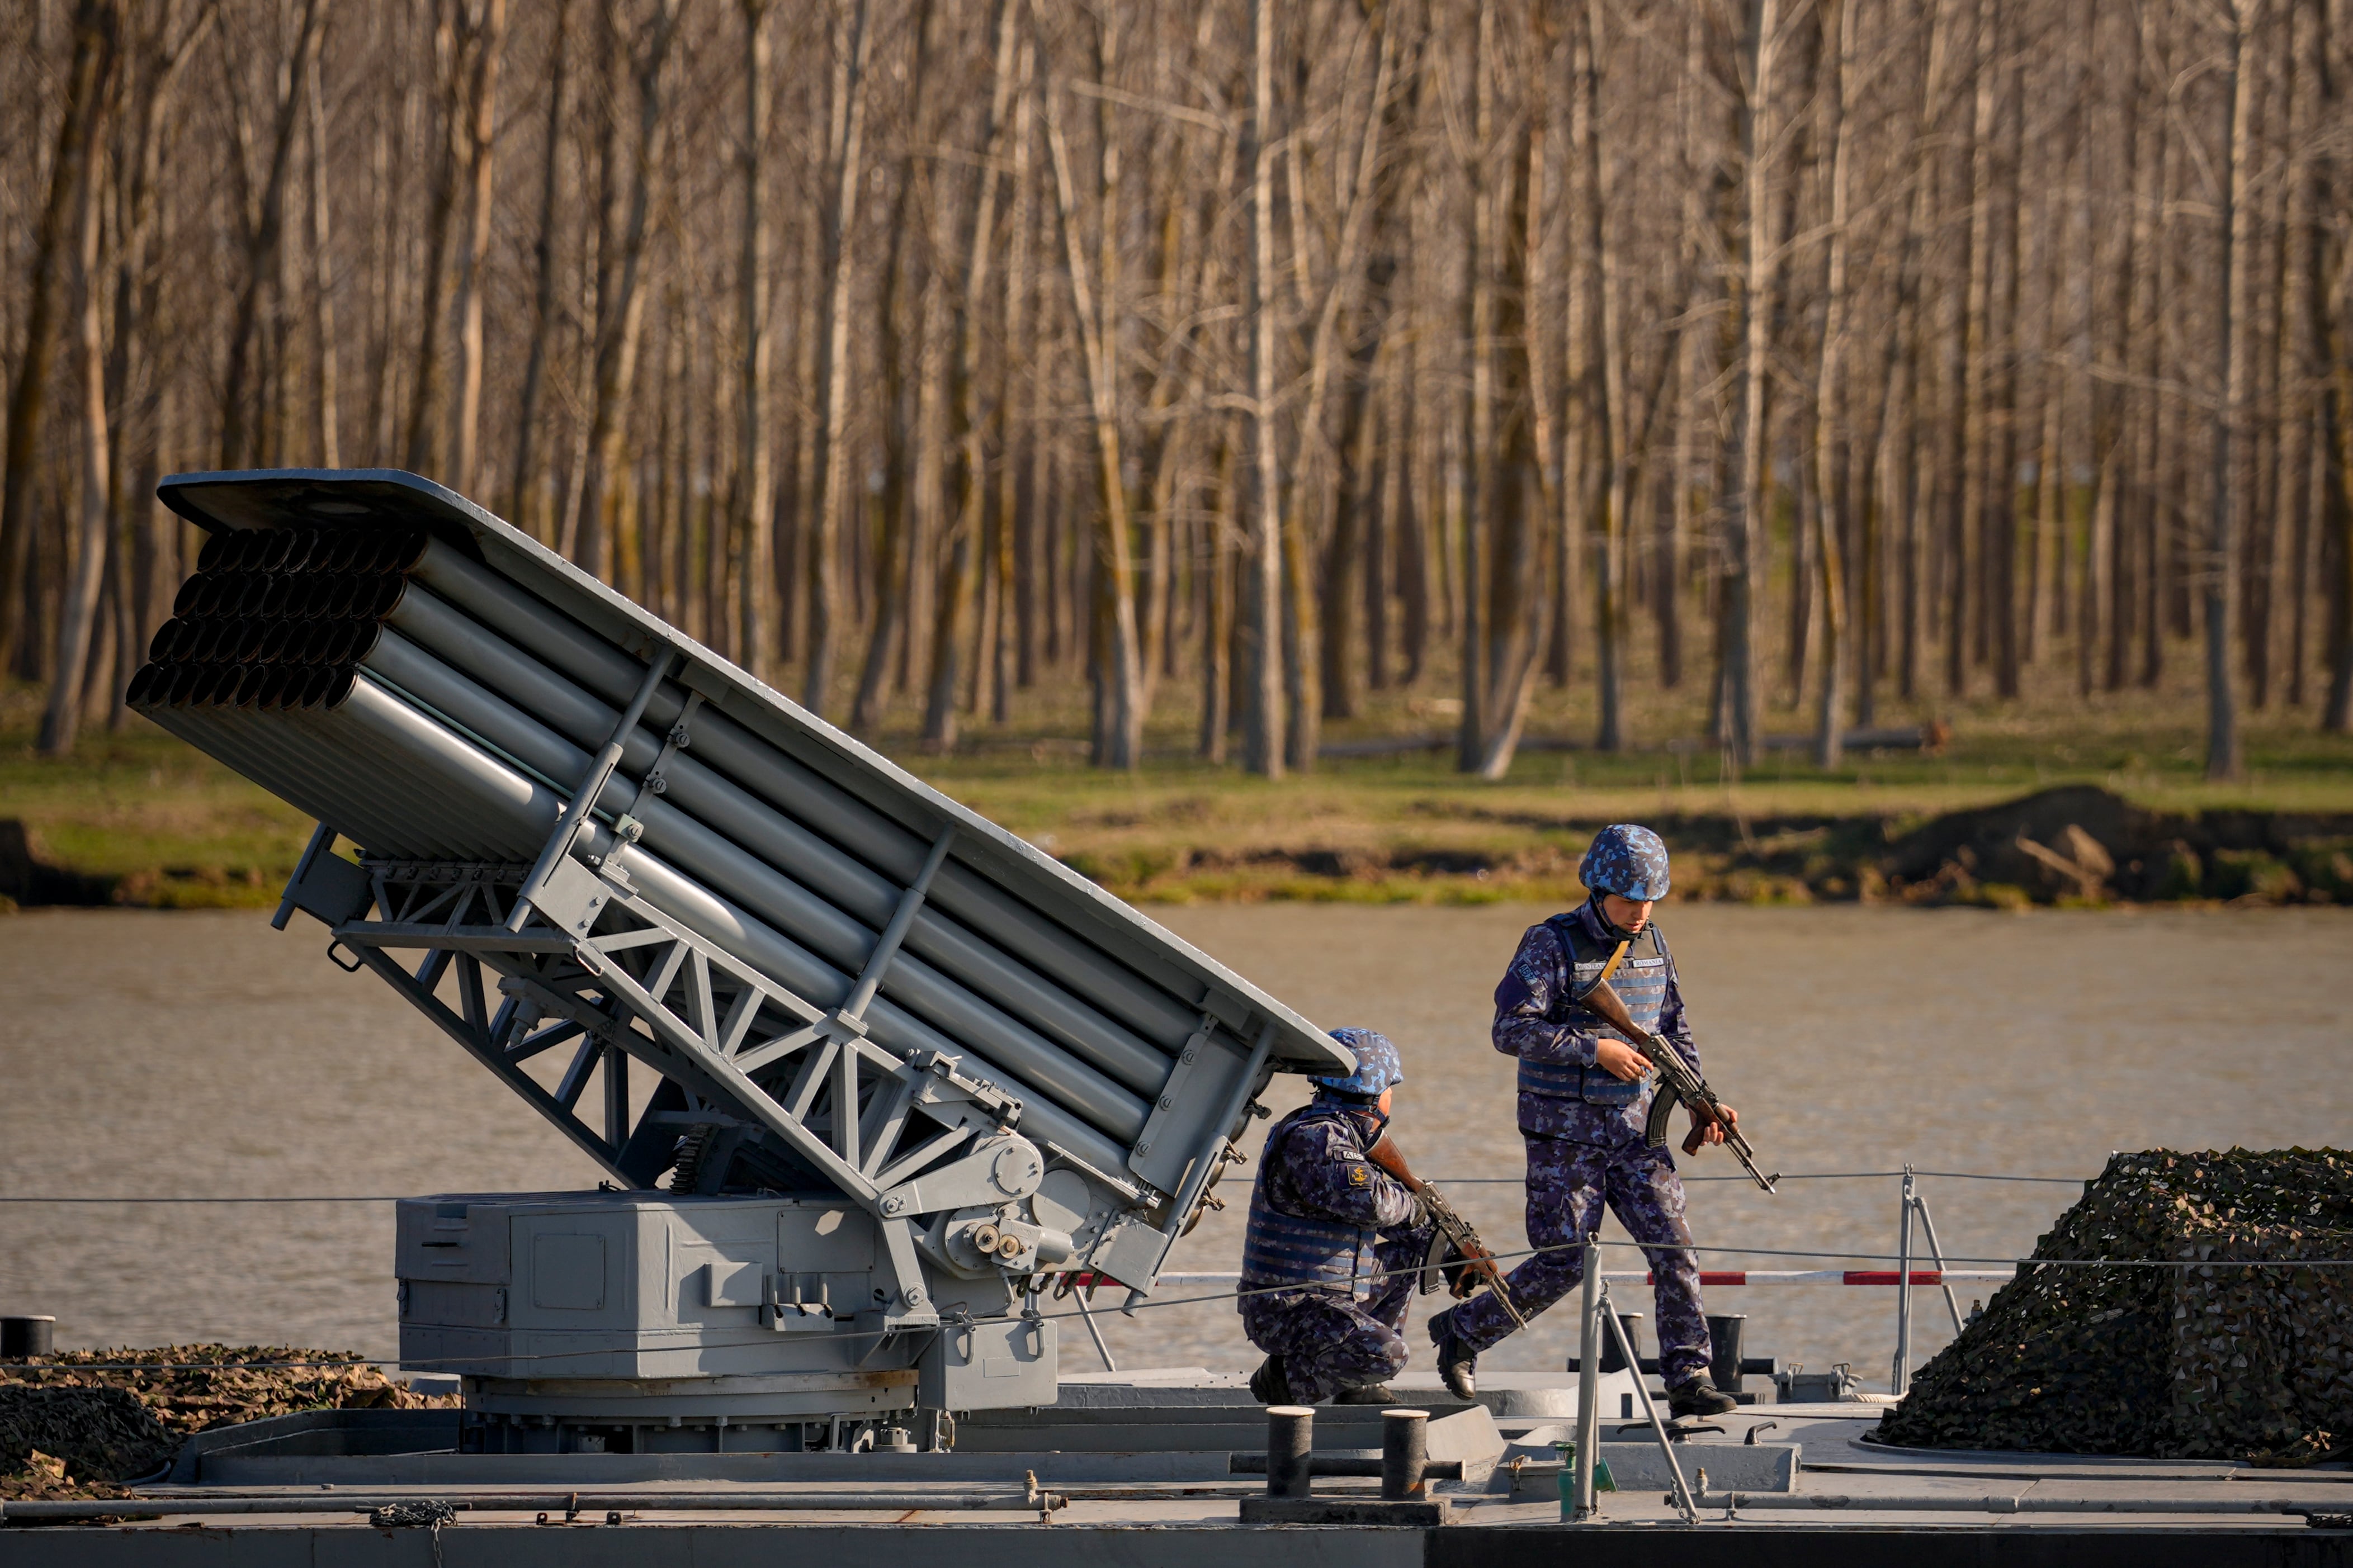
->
[[1598, 1310, 1644, 1375], [1265, 1406, 1313, 1499], [1, 1316, 55, 1359], [1708, 1313, 1747, 1394], [1380, 1409, 1429, 1500]]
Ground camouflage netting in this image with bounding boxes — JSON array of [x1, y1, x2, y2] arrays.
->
[[0, 1388, 172, 1493], [1877, 1149, 2353, 1461], [1, 1344, 459, 1501]]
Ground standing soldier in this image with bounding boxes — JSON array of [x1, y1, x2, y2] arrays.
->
[[1239, 1029, 1435, 1406], [1426, 825, 1740, 1419]]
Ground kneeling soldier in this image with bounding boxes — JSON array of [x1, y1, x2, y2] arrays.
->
[[1239, 1029, 1434, 1406]]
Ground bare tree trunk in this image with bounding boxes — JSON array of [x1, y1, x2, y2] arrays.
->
[[507, 0, 572, 534], [802, 0, 870, 715], [996, 32, 1036, 719], [2279, 0, 2320, 707], [1812, 0, 1855, 768], [1577, 2, 1628, 754], [217, 0, 323, 471], [2, 1, 116, 676], [39, 120, 112, 756], [401, 0, 466, 476], [576, 0, 683, 588], [445, 0, 507, 495], [304, 56, 341, 468], [2325, 353, 2353, 729], [1455, 0, 1494, 774], [1244, 0, 1284, 776], [721, 0, 772, 675], [1723, 0, 1783, 768], [2205, 1, 2252, 779], [924, 0, 1018, 751], [1045, 13, 1146, 770]]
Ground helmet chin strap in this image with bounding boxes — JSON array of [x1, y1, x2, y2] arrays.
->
[[1316, 1086, 1392, 1140], [1590, 890, 1641, 941]]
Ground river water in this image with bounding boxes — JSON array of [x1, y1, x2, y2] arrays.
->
[[2, 904, 2346, 1392]]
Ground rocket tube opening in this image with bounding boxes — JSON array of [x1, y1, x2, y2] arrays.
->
[[261, 576, 295, 619], [124, 663, 159, 708], [196, 530, 232, 574], [173, 575, 205, 617], [320, 666, 357, 710], [260, 622, 297, 664], [149, 619, 183, 662], [259, 666, 298, 709], [233, 666, 270, 708], [257, 530, 296, 571], [190, 575, 226, 618]]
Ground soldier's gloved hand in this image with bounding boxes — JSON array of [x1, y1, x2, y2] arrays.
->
[[1594, 1038, 1650, 1082]]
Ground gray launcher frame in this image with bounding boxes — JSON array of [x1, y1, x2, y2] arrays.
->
[[134, 468, 1351, 1442]]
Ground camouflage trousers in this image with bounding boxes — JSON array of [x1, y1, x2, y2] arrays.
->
[[1440, 1137, 1712, 1387], [1239, 1230, 1429, 1404]]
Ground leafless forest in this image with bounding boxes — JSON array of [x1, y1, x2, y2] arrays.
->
[[4, 0, 2351, 778]]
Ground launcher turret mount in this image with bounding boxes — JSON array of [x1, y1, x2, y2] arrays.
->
[[138, 467, 1354, 1454]]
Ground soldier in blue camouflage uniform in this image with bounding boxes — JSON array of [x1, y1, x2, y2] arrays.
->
[[1427, 825, 1740, 1419], [1239, 1029, 1435, 1406]]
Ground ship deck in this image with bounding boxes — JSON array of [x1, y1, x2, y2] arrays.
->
[[4, 1370, 2347, 1565]]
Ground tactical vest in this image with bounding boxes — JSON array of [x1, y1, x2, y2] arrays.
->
[[1239, 1103, 1377, 1296], [1516, 913, 1672, 1106]]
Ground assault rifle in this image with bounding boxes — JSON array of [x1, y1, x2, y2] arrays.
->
[[1577, 975, 1780, 1193], [1367, 1137, 1529, 1329]]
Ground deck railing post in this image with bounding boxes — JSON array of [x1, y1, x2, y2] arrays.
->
[[1572, 1232, 1601, 1519], [1893, 1165, 1916, 1395]]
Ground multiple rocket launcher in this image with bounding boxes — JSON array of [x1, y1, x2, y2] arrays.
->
[[131, 468, 1348, 1449]]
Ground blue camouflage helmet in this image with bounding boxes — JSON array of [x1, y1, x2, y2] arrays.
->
[[1579, 823, 1672, 901], [1315, 1027, 1405, 1098]]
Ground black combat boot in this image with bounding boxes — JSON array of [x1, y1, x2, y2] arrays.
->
[[1249, 1355, 1293, 1405], [1429, 1310, 1477, 1400], [1666, 1374, 1738, 1418], [1331, 1383, 1397, 1405]]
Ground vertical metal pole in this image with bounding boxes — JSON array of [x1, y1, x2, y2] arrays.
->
[[1607, 1300, 1697, 1523], [1572, 1232, 1601, 1520], [1893, 1165, 1916, 1395]]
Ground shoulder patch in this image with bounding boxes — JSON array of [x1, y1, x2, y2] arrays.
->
[[1346, 1163, 1371, 1187]]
